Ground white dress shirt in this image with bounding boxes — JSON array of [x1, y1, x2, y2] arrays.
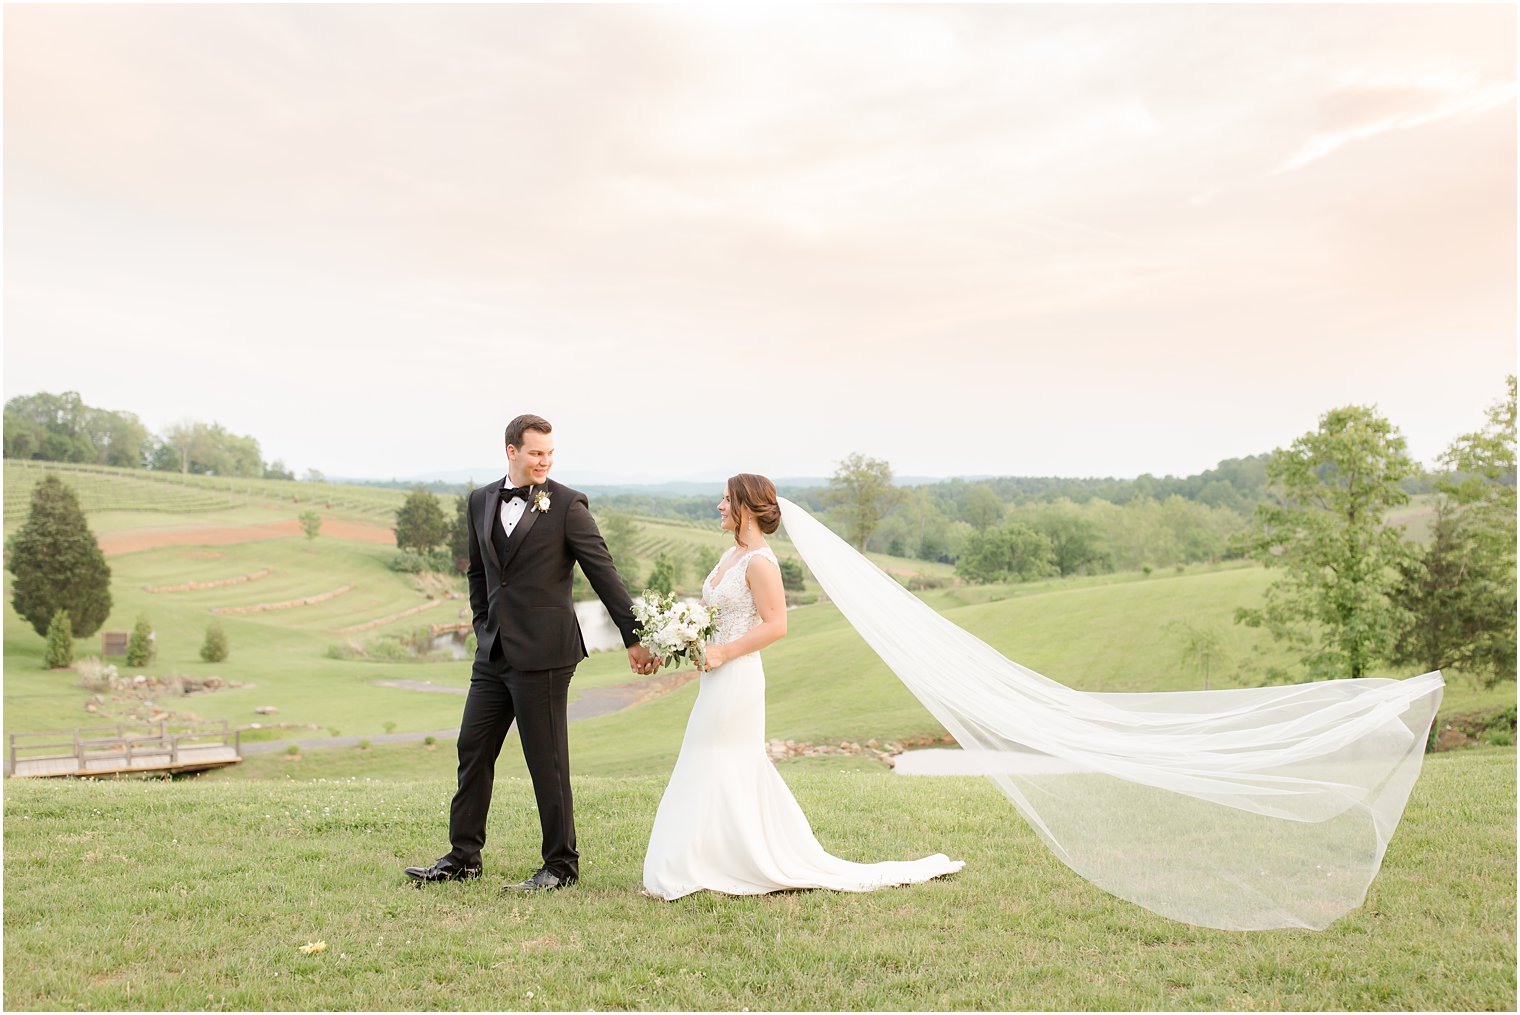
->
[[500, 491, 529, 537]]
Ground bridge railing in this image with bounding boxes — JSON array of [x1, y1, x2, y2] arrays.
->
[[7, 719, 241, 775]]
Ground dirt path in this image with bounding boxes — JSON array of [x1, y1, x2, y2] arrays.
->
[[243, 669, 700, 756], [99, 518, 395, 557]]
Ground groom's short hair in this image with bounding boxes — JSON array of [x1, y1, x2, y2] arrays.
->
[[505, 414, 553, 451]]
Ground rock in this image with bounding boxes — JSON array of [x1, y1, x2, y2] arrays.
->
[[866, 739, 879, 749], [203, 676, 223, 690], [255, 706, 279, 715]]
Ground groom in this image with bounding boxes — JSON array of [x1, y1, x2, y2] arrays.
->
[[405, 413, 657, 891]]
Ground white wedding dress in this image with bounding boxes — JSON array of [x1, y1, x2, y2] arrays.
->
[[642, 544, 964, 899]]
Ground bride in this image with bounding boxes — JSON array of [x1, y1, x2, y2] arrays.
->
[[642, 473, 1443, 931], [642, 473, 963, 899]]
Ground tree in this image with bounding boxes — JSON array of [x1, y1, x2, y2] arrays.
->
[[692, 544, 722, 585], [955, 522, 1057, 584], [645, 552, 677, 596], [823, 453, 902, 551], [7, 474, 113, 638], [143, 438, 181, 472], [264, 459, 295, 481], [1390, 377, 1516, 685], [1167, 620, 1227, 690], [161, 419, 202, 474], [1024, 501, 1110, 576], [82, 407, 150, 469], [450, 491, 471, 574], [200, 620, 229, 663], [125, 615, 156, 667], [778, 558, 806, 592], [1234, 405, 1415, 680], [600, 511, 641, 586], [963, 485, 1004, 532], [44, 610, 74, 669], [393, 487, 450, 553], [298, 511, 323, 540], [4, 391, 94, 463]]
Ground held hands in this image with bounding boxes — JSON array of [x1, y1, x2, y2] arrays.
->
[[628, 643, 659, 676]]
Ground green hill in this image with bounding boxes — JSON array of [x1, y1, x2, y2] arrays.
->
[[3, 459, 1509, 762]]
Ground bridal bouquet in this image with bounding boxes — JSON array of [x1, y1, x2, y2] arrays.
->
[[633, 591, 718, 670]]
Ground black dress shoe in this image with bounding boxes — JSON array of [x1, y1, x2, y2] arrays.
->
[[503, 867, 577, 893], [404, 860, 482, 883]]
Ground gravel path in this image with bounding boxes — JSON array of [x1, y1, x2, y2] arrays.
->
[[242, 669, 700, 756]]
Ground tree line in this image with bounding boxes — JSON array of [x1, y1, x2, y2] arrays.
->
[[819, 378, 1515, 687], [4, 390, 305, 480]]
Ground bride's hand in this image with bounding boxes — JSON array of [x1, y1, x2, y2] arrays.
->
[[701, 643, 727, 671]]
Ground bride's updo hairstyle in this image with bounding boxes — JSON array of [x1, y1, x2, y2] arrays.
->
[[727, 473, 781, 546]]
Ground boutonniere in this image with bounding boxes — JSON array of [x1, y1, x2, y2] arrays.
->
[[532, 489, 552, 514]]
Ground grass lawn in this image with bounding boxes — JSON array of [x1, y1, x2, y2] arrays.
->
[[2, 747, 1512, 1011]]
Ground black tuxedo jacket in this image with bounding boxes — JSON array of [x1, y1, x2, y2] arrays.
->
[[466, 476, 639, 671]]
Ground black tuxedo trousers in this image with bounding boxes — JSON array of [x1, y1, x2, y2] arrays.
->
[[447, 640, 578, 878]]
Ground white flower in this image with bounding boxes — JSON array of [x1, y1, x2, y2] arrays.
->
[[532, 490, 552, 513]]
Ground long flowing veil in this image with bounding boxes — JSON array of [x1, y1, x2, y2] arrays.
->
[[777, 497, 1443, 931]]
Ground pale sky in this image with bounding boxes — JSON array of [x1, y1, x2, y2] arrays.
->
[[5, 4, 1515, 484]]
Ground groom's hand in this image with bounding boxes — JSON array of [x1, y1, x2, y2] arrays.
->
[[628, 644, 658, 676]]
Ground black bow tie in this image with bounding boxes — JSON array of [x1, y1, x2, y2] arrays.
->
[[502, 484, 535, 502]]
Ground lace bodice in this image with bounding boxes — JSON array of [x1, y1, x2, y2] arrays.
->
[[702, 545, 779, 646]]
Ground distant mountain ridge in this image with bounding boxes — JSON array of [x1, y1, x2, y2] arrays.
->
[[331, 470, 960, 496]]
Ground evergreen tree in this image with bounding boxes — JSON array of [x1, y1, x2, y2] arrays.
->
[[125, 615, 155, 667], [44, 610, 74, 669], [200, 620, 229, 663], [7, 474, 113, 638], [778, 558, 806, 592], [298, 511, 322, 540]]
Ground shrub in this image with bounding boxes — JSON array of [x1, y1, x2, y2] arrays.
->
[[357, 739, 371, 751], [44, 610, 74, 669], [200, 620, 229, 663], [285, 744, 301, 757], [388, 549, 455, 574], [424, 735, 437, 747], [298, 511, 322, 540], [388, 550, 428, 573], [125, 616, 155, 667], [383, 721, 397, 735]]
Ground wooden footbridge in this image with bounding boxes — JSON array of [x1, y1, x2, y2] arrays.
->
[[6, 720, 242, 779]]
